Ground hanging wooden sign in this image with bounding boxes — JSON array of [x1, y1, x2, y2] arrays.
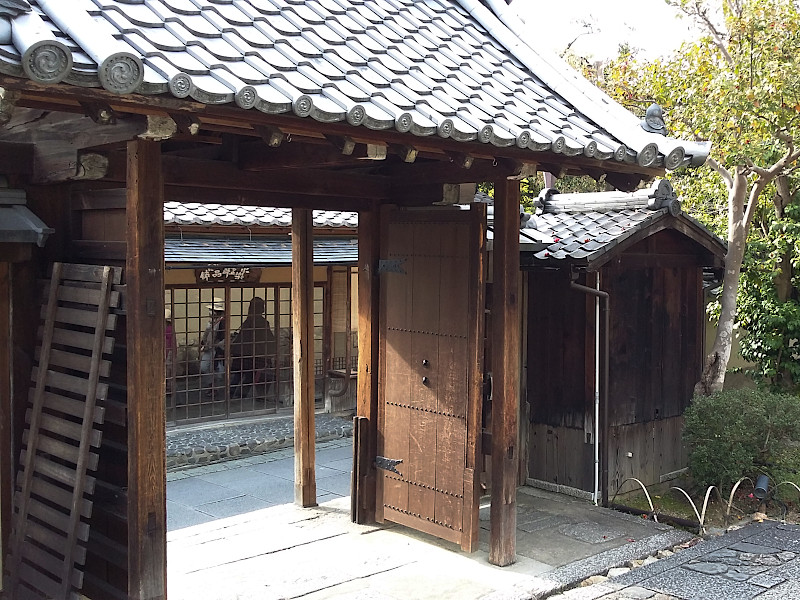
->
[[195, 266, 262, 283]]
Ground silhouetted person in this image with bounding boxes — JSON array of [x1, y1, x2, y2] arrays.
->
[[230, 297, 275, 397]]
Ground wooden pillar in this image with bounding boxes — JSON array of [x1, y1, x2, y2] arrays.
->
[[322, 266, 332, 411], [292, 208, 317, 507], [126, 139, 166, 599], [0, 261, 10, 579], [353, 207, 379, 523], [489, 179, 520, 567]]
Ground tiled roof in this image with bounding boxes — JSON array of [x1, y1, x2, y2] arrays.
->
[[527, 208, 666, 264], [522, 181, 726, 266], [165, 236, 358, 265], [164, 203, 357, 227], [0, 1, 709, 170]]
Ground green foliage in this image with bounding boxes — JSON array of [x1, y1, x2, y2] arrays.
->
[[597, 0, 800, 392], [683, 389, 800, 491], [477, 177, 542, 211], [737, 203, 800, 389]]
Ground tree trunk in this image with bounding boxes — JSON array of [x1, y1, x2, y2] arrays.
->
[[773, 175, 793, 303], [695, 169, 749, 396]]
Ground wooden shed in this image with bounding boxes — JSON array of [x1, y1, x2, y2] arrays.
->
[[0, 1, 712, 598], [521, 182, 726, 505]]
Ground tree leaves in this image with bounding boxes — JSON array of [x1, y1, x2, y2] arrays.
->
[[600, 0, 800, 392]]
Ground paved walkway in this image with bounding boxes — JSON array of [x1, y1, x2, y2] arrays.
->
[[165, 415, 800, 599], [546, 520, 800, 600]]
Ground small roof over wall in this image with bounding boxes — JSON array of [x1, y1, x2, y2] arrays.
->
[[519, 180, 727, 269], [165, 203, 358, 228], [164, 202, 358, 267], [165, 236, 357, 267]]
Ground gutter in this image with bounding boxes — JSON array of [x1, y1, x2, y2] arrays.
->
[[456, 0, 711, 169], [570, 274, 610, 507]]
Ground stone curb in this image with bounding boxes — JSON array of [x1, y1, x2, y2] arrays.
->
[[533, 529, 696, 599], [165, 416, 353, 471]]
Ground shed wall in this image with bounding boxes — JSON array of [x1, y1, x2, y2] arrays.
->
[[526, 229, 706, 494]]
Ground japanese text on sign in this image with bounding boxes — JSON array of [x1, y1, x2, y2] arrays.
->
[[198, 267, 250, 282]]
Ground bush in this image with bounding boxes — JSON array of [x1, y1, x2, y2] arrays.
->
[[683, 388, 800, 491]]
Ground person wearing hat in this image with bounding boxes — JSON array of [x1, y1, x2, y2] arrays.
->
[[165, 307, 178, 395], [229, 296, 275, 398], [199, 297, 226, 393]]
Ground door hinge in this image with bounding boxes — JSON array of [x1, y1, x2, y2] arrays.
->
[[375, 455, 403, 474]]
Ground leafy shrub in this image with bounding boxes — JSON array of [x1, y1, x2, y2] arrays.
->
[[683, 388, 800, 491]]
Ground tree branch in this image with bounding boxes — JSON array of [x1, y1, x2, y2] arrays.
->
[[672, 0, 733, 64], [707, 156, 734, 188], [743, 134, 800, 231]]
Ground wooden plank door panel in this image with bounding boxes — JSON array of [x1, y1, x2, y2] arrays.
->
[[377, 206, 485, 551]]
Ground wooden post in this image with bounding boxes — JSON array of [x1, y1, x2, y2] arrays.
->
[[126, 139, 166, 599], [489, 179, 520, 567], [353, 207, 379, 523], [0, 262, 10, 576], [323, 266, 332, 411], [292, 208, 317, 507]]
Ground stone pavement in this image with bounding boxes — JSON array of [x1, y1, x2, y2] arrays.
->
[[165, 415, 800, 599], [546, 520, 800, 600], [166, 464, 696, 600]]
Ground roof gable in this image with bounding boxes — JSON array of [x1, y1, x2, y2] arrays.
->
[[0, 0, 709, 173], [520, 180, 726, 269]]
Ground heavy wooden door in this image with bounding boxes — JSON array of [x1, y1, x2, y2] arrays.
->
[[376, 205, 485, 551]]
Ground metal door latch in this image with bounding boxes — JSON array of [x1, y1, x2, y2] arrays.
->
[[375, 455, 403, 474]]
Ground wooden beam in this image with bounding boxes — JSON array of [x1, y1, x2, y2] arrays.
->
[[254, 124, 284, 148], [0, 109, 151, 183], [0, 262, 10, 567], [238, 139, 367, 170], [292, 208, 317, 507], [89, 153, 390, 200], [354, 207, 380, 523], [163, 155, 388, 198], [489, 179, 520, 567], [325, 135, 356, 156], [125, 139, 166, 600], [383, 157, 517, 188], [80, 101, 117, 125]]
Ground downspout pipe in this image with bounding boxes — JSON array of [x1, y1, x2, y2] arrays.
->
[[570, 276, 610, 507]]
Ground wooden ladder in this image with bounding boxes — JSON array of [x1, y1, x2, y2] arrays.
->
[[9, 263, 121, 600]]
